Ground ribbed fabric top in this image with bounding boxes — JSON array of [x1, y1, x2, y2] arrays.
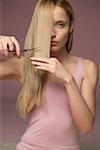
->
[[20, 56, 83, 149]]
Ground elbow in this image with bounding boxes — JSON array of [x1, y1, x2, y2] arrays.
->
[[80, 121, 94, 134], [80, 118, 95, 134], [80, 127, 93, 134], [0, 71, 2, 80], [0, 74, 5, 80]]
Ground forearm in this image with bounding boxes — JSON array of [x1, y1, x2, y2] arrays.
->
[[64, 75, 94, 134]]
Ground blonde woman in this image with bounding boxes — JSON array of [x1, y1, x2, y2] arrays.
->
[[0, 0, 98, 150]]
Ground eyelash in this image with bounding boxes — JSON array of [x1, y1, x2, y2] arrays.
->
[[57, 23, 65, 28]]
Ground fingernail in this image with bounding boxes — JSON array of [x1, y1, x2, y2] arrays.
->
[[17, 54, 21, 58]]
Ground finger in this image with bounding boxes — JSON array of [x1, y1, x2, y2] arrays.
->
[[10, 36, 20, 56], [7, 39, 14, 51], [2, 40, 9, 56], [31, 61, 49, 67], [0, 41, 4, 55], [35, 65, 49, 71], [31, 61, 50, 72], [0, 40, 3, 50], [30, 57, 50, 63], [4, 49, 9, 56]]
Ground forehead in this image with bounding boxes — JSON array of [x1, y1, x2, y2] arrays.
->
[[53, 6, 69, 22]]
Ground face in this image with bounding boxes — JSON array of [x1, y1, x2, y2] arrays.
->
[[51, 6, 73, 52]]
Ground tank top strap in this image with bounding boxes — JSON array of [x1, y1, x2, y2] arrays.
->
[[74, 56, 83, 89]]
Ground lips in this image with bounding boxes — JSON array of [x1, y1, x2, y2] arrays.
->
[[51, 41, 57, 46], [51, 41, 57, 43]]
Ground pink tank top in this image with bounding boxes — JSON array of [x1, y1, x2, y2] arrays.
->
[[16, 56, 83, 150]]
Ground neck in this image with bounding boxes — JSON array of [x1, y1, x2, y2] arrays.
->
[[50, 47, 71, 64]]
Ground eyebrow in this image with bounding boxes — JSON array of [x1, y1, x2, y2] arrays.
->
[[55, 20, 68, 24]]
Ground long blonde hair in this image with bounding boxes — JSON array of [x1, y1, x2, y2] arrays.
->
[[16, 0, 75, 119]]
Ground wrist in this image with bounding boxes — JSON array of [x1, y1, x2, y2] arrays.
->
[[63, 73, 73, 85]]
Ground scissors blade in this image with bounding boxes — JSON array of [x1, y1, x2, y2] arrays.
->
[[9, 47, 40, 54]]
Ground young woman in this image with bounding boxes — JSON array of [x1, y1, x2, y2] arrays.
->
[[0, 0, 98, 150]]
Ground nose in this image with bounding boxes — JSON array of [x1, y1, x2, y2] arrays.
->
[[51, 27, 56, 38]]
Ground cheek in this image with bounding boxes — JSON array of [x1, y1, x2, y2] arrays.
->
[[60, 31, 69, 44]]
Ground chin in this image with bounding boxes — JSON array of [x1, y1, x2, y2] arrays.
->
[[50, 46, 61, 52]]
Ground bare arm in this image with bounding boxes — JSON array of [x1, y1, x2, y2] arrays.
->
[[30, 56, 99, 133], [0, 35, 23, 80], [64, 59, 99, 134], [0, 56, 24, 80]]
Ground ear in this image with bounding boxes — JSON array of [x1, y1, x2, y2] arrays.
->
[[69, 20, 74, 33], [69, 24, 74, 33]]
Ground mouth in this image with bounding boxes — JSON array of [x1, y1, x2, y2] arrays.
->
[[51, 41, 58, 46]]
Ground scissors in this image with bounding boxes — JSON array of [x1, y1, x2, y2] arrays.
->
[[9, 47, 40, 55]]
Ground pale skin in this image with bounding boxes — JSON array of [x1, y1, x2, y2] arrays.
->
[[0, 6, 98, 134]]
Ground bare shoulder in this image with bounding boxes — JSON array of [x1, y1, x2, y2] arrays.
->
[[82, 58, 99, 86], [66, 55, 98, 77], [82, 58, 98, 76], [72, 55, 99, 83]]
